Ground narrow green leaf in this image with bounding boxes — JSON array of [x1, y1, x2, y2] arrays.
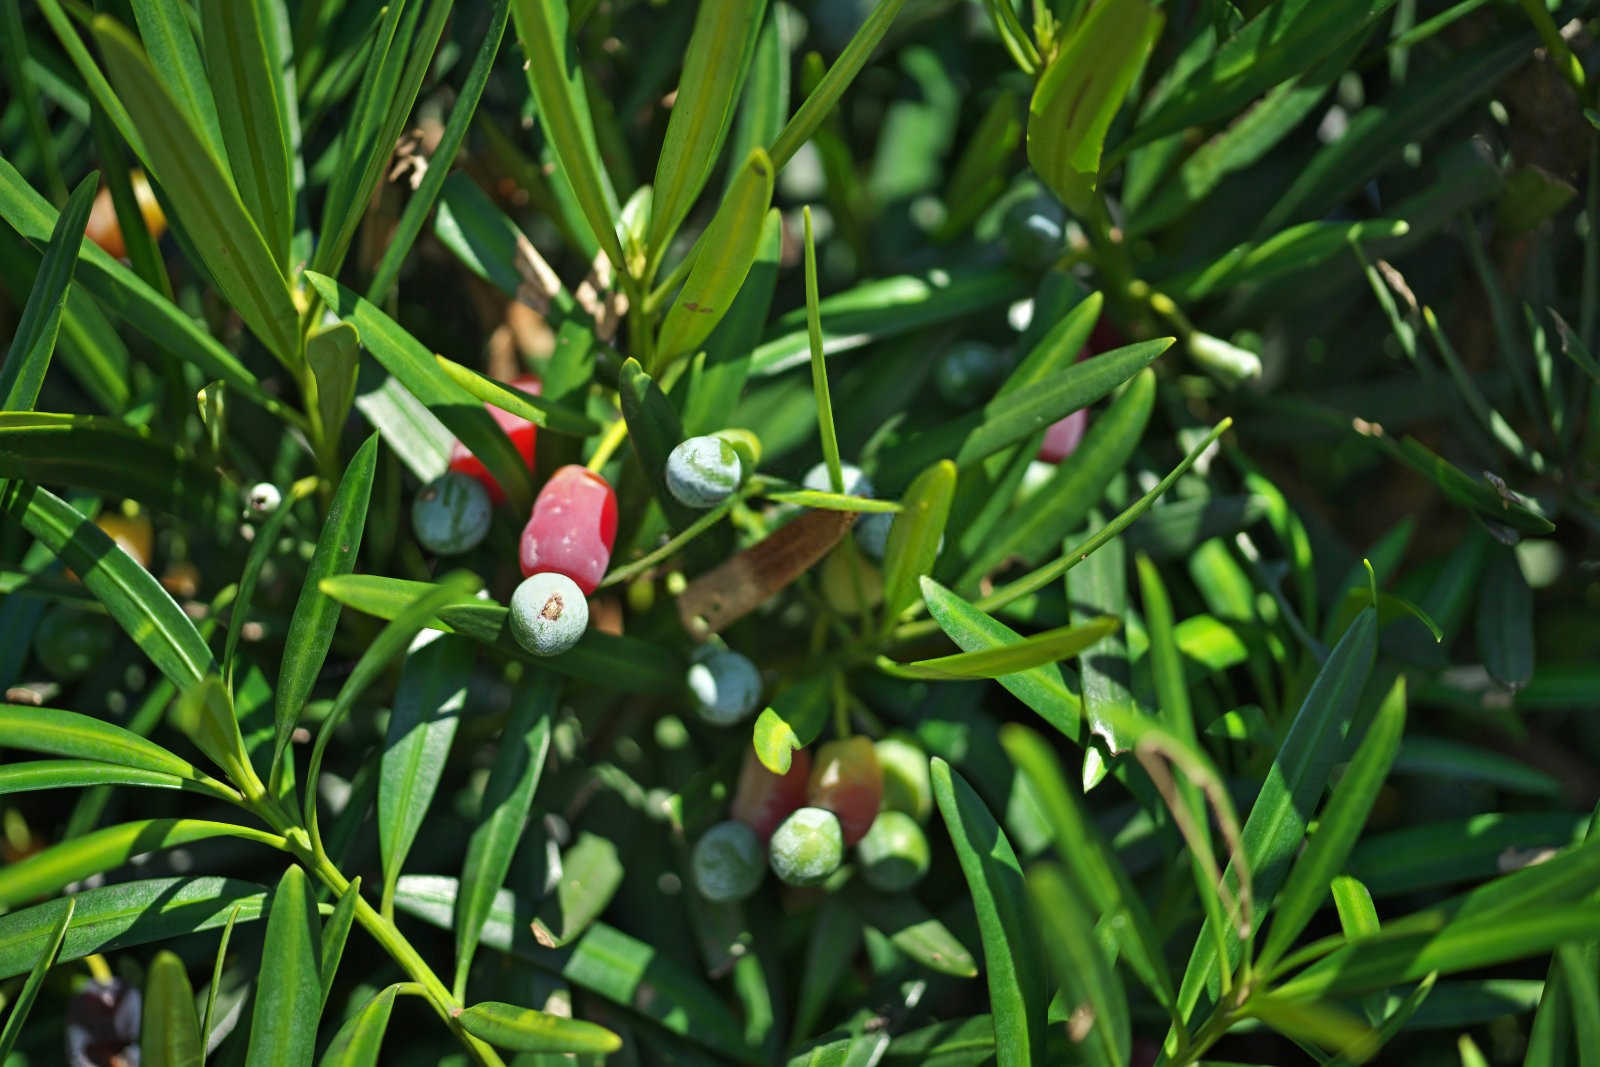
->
[[0, 704, 201, 779], [1069, 533, 1138, 788], [655, 148, 776, 366], [1123, 0, 1397, 153], [617, 357, 701, 531], [1002, 724, 1175, 1011], [919, 578, 1082, 742], [319, 984, 399, 1067], [91, 16, 298, 364], [200, 0, 293, 265], [1331, 876, 1381, 940], [128, 0, 224, 155], [0, 412, 227, 526], [320, 878, 361, 1009], [0, 760, 232, 801], [0, 819, 282, 909], [380, 632, 472, 914], [0, 159, 290, 422], [1477, 546, 1534, 690], [1275, 906, 1600, 1003], [456, 1000, 622, 1054], [647, 0, 766, 261], [354, 375, 453, 482], [307, 321, 361, 454], [1165, 218, 1410, 302], [1174, 609, 1378, 1030], [0, 896, 72, 1062], [530, 832, 623, 949], [1026, 863, 1129, 1067], [936, 89, 1023, 239], [0, 174, 96, 410], [1259, 677, 1407, 974], [930, 758, 1046, 1067], [246, 867, 322, 1067], [276, 433, 379, 756], [319, 573, 684, 693], [767, 0, 911, 168], [1558, 943, 1600, 1067], [876, 341, 1169, 489], [793, 895, 863, 1041], [752, 266, 1029, 376], [1245, 994, 1377, 1062], [140, 949, 204, 1067], [680, 207, 783, 435], [762, 489, 899, 513], [0, 876, 268, 980], [368, 0, 513, 304], [454, 670, 559, 997], [1, 484, 216, 690], [1347, 812, 1590, 898], [308, 275, 536, 513], [959, 368, 1155, 584], [845, 884, 978, 978], [314, 0, 452, 278], [885, 617, 1119, 680], [435, 354, 601, 436], [724, 7, 791, 196], [1027, 0, 1161, 213], [881, 460, 956, 622], [1387, 435, 1553, 534], [508, 0, 625, 270]]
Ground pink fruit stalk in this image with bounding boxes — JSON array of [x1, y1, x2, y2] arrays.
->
[[518, 465, 618, 595], [732, 748, 813, 842], [450, 374, 541, 504]]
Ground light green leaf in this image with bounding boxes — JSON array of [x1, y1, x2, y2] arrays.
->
[[457, 1000, 621, 1054], [454, 670, 559, 996], [752, 674, 831, 775], [845, 885, 978, 978], [885, 616, 1119, 680], [307, 274, 536, 513], [140, 949, 204, 1067], [530, 832, 623, 949], [1028, 0, 1161, 213], [246, 867, 322, 1067], [931, 758, 1046, 1067], [320, 878, 361, 1009], [0, 819, 282, 909], [1026, 863, 1129, 1067], [647, 0, 766, 261], [1, 484, 216, 690], [318, 984, 399, 1067], [434, 354, 601, 436], [655, 149, 776, 366], [1258, 677, 1407, 974], [0, 896, 72, 1062], [0, 876, 268, 980], [128, 0, 223, 155], [0, 704, 202, 780], [881, 460, 956, 623], [91, 16, 297, 364], [508, 0, 625, 270], [276, 434, 379, 763], [0, 173, 96, 411], [199, 0, 293, 265]]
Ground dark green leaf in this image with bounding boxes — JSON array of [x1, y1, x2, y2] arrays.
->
[[246, 867, 322, 1067], [318, 984, 398, 1067], [0, 173, 95, 410], [0, 895, 72, 1061], [1026, 863, 1129, 1067]]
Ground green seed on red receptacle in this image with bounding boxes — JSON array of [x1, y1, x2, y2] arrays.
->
[[411, 471, 492, 555]]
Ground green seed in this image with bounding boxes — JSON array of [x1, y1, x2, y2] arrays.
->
[[691, 821, 765, 902], [411, 472, 492, 555], [856, 810, 930, 892], [769, 806, 844, 887]]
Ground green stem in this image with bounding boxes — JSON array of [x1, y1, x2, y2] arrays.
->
[[644, 250, 695, 315]]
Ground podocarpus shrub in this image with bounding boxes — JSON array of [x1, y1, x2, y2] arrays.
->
[[0, 1, 1597, 1064]]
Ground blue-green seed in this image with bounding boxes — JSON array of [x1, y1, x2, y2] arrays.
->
[[691, 821, 765, 902], [934, 342, 1007, 406], [855, 512, 894, 561], [856, 810, 930, 892], [509, 572, 589, 656], [769, 806, 844, 887], [802, 462, 872, 499], [666, 435, 743, 508], [412, 472, 492, 555], [688, 650, 762, 725]]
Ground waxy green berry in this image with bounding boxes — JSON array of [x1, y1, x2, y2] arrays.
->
[[802, 462, 872, 499], [856, 810, 930, 892], [33, 606, 115, 681], [854, 512, 893, 562], [934, 342, 1007, 406], [1002, 195, 1065, 268], [509, 572, 589, 657], [769, 806, 844, 887], [875, 736, 932, 822], [691, 821, 765, 902], [666, 435, 743, 508], [688, 650, 763, 725], [412, 472, 492, 555]]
